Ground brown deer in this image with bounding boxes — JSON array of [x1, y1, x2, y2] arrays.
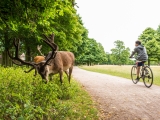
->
[[7, 34, 75, 83]]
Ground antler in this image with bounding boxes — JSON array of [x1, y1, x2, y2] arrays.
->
[[50, 33, 55, 42], [37, 45, 44, 57], [8, 34, 58, 69], [43, 33, 55, 43], [7, 38, 36, 67], [43, 34, 58, 66], [24, 67, 37, 76]]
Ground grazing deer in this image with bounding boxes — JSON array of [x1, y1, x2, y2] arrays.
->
[[7, 34, 75, 83]]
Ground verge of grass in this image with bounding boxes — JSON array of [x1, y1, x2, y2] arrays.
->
[[80, 65, 160, 86], [0, 66, 99, 120]]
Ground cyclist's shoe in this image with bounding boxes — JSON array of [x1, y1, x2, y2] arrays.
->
[[135, 77, 140, 82]]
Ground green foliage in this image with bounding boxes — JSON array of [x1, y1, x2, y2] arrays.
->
[[0, 0, 85, 66], [75, 29, 107, 66], [138, 28, 155, 44], [110, 40, 130, 65], [139, 27, 160, 63], [0, 67, 98, 119], [145, 38, 160, 61], [0, 0, 106, 66]]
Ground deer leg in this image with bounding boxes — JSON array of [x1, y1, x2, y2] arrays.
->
[[59, 70, 63, 84], [68, 66, 73, 84], [45, 67, 50, 83], [65, 71, 69, 79], [45, 75, 49, 83]]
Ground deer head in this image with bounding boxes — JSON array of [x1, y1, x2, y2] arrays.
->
[[7, 33, 58, 82]]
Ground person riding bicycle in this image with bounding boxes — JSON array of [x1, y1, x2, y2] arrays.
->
[[129, 40, 148, 81]]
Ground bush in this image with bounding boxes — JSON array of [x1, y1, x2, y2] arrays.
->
[[0, 67, 98, 120]]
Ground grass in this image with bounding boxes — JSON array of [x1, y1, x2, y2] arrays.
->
[[0, 66, 99, 120], [80, 65, 160, 86]]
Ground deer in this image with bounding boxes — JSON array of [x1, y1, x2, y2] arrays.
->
[[7, 33, 75, 83]]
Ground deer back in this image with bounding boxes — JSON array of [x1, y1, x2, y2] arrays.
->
[[34, 56, 45, 63], [58, 51, 74, 68], [46, 51, 74, 72]]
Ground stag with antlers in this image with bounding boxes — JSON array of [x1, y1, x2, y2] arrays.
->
[[7, 34, 75, 83]]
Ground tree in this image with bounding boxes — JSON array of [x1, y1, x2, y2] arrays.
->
[[138, 27, 155, 45], [138, 27, 160, 65], [0, 0, 85, 66], [111, 40, 130, 65], [74, 17, 107, 65], [0, 0, 108, 67], [96, 43, 107, 64], [75, 37, 107, 65]]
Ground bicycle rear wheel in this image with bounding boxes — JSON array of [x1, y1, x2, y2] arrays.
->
[[143, 66, 153, 88], [131, 66, 138, 84]]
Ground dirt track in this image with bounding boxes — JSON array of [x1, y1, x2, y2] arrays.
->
[[72, 67, 160, 120]]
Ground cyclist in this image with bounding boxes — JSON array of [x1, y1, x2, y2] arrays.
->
[[129, 40, 148, 81]]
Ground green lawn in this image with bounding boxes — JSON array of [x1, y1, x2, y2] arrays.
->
[[80, 65, 160, 86]]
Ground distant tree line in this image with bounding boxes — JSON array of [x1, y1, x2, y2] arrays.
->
[[105, 40, 134, 65]]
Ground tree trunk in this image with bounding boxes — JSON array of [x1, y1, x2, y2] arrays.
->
[[26, 47, 31, 61], [2, 50, 13, 67], [25, 47, 31, 68], [87, 61, 89, 66], [1, 26, 13, 67]]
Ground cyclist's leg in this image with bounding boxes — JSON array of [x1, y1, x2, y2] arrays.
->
[[136, 61, 143, 79], [137, 66, 140, 78], [137, 67, 140, 78]]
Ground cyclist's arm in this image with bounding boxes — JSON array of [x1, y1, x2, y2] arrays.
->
[[130, 48, 137, 58]]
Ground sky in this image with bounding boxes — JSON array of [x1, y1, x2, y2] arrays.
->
[[76, 0, 160, 53]]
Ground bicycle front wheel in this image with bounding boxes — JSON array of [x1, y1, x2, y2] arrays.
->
[[143, 66, 153, 88], [131, 66, 138, 84]]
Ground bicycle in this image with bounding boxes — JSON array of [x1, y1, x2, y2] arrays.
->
[[131, 62, 153, 88]]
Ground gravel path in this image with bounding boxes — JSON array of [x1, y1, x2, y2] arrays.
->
[[72, 67, 160, 120]]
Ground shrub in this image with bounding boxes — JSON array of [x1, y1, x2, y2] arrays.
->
[[0, 67, 98, 120]]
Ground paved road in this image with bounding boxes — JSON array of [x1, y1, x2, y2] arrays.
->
[[72, 67, 160, 120]]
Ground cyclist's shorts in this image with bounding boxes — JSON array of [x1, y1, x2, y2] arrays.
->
[[136, 61, 145, 67]]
